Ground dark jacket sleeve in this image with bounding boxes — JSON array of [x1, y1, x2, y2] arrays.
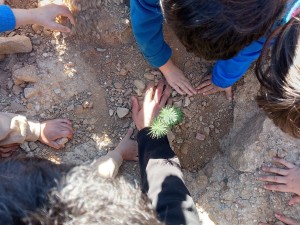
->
[[137, 128, 200, 225]]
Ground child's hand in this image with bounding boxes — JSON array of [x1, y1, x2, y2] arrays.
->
[[33, 4, 75, 32], [196, 75, 232, 100], [39, 119, 73, 149], [132, 80, 172, 130], [258, 157, 300, 205], [259, 213, 300, 225], [115, 128, 138, 161], [159, 59, 196, 96], [13, 4, 75, 32]]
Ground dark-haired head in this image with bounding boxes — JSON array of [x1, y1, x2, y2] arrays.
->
[[0, 158, 162, 225], [256, 13, 300, 138], [161, 0, 286, 60]]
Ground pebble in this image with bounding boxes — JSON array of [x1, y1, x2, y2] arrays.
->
[[134, 80, 146, 90], [144, 73, 155, 80], [117, 107, 129, 118], [176, 138, 184, 144], [13, 65, 39, 85], [114, 82, 123, 89], [75, 105, 84, 115], [32, 24, 42, 33], [204, 127, 210, 136], [119, 69, 128, 76], [174, 100, 183, 107], [82, 101, 93, 109], [0, 35, 32, 54], [202, 101, 207, 107], [196, 133, 206, 141], [54, 89, 61, 94], [96, 48, 107, 52], [24, 87, 38, 99], [184, 97, 191, 107], [181, 144, 189, 155], [109, 109, 115, 116], [67, 105, 74, 111]]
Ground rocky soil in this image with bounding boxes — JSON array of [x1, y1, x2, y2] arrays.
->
[[0, 0, 300, 224]]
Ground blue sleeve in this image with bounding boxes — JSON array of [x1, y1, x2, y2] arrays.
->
[[212, 37, 266, 88], [130, 0, 172, 68], [0, 5, 16, 33]]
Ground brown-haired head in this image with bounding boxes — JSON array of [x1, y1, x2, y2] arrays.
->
[[256, 14, 300, 138], [161, 0, 286, 60]]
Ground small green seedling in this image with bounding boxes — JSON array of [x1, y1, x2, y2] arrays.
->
[[149, 106, 184, 138]]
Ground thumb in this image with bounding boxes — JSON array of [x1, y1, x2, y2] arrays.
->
[[225, 87, 233, 101], [289, 195, 300, 206], [131, 96, 139, 119], [125, 128, 134, 139]]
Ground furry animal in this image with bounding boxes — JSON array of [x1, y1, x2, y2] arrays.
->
[[0, 157, 162, 225]]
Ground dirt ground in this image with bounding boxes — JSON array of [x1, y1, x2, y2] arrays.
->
[[0, 0, 234, 171]]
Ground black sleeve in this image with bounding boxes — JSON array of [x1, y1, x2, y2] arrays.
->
[[137, 128, 200, 225]]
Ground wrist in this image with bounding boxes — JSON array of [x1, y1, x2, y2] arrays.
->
[[159, 59, 174, 75], [12, 8, 37, 27]]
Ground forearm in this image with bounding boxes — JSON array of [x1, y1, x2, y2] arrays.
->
[[12, 8, 39, 28], [137, 128, 200, 225], [0, 112, 40, 146], [130, 0, 172, 68]]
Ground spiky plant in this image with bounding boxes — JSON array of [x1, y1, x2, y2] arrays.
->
[[149, 106, 184, 139]]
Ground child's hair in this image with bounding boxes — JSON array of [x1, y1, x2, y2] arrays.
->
[[0, 157, 162, 225], [255, 13, 300, 139], [160, 0, 286, 60]]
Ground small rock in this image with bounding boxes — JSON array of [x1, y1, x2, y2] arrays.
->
[[12, 85, 22, 95], [119, 69, 128, 76], [57, 137, 69, 147], [75, 105, 84, 115], [134, 80, 146, 90], [173, 100, 183, 107], [32, 24, 43, 33], [82, 101, 93, 109], [7, 80, 13, 89], [204, 127, 210, 136], [24, 87, 38, 99], [114, 82, 123, 89], [0, 54, 5, 61], [109, 109, 115, 116], [43, 28, 52, 36], [67, 105, 74, 111], [202, 101, 207, 107], [117, 107, 129, 118], [0, 35, 32, 54], [28, 142, 38, 151], [144, 73, 155, 80], [196, 133, 206, 141], [124, 89, 132, 96], [13, 65, 39, 85], [184, 97, 191, 107], [54, 89, 61, 94], [96, 48, 107, 52]]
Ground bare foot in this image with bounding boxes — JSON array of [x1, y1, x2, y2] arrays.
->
[[115, 128, 138, 161], [39, 119, 73, 149]]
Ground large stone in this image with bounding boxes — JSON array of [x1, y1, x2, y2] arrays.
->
[[0, 35, 32, 54], [13, 65, 39, 85], [117, 107, 129, 118]]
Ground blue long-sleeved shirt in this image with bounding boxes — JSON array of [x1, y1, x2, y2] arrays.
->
[[131, 0, 300, 88], [0, 5, 16, 33]]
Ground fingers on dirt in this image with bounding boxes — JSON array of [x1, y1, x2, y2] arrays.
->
[[273, 157, 295, 169], [261, 166, 289, 176]]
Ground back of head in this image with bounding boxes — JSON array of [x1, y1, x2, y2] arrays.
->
[[161, 0, 286, 60], [30, 164, 162, 225], [0, 158, 66, 225], [256, 13, 300, 138]]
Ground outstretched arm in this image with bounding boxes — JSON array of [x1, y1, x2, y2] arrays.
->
[[132, 80, 200, 225], [0, 4, 74, 33]]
